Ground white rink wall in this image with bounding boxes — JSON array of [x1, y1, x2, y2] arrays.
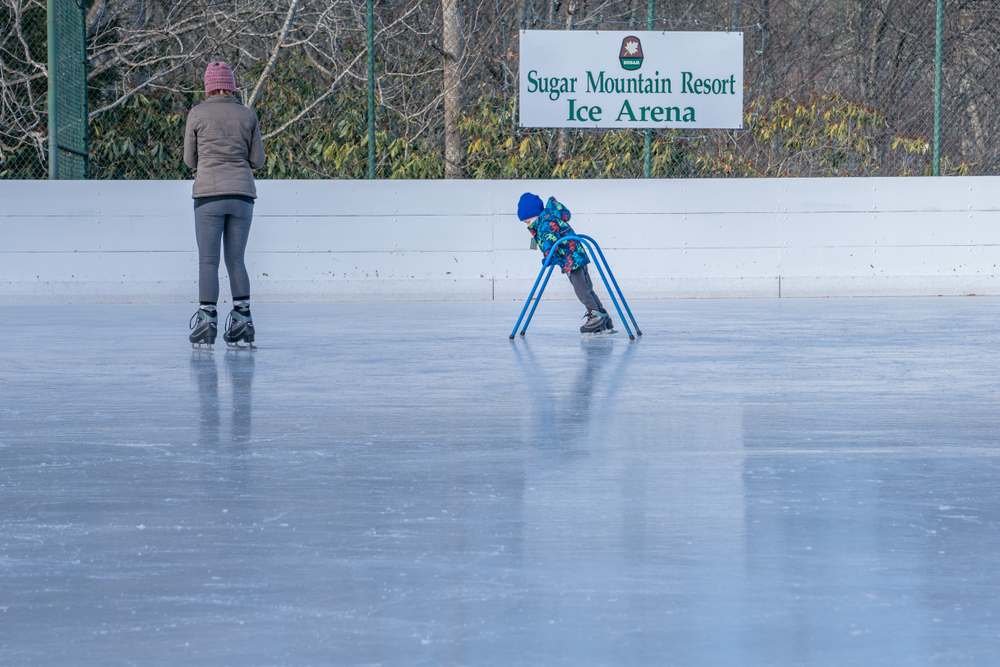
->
[[2, 177, 999, 304]]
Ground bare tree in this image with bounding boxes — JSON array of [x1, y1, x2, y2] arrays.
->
[[1, 0, 48, 167], [3, 0, 1000, 177], [442, 0, 465, 178]]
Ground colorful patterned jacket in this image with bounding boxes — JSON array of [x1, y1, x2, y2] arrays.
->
[[526, 197, 589, 274]]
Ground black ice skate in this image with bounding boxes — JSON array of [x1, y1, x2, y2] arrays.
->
[[189, 309, 218, 350], [600, 310, 617, 335], [580, 309, 616, 336], [223, 309, 256, 349]]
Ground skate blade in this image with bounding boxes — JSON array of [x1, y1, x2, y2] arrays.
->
[[581, 328, 617, 337], [226, 341, 256, 350], [191, 342, 214, 351]]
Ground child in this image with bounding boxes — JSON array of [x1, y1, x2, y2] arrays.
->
[[518, 192, 615, 335]]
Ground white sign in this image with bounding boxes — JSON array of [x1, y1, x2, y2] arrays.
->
[[519, 30, 744, 129]]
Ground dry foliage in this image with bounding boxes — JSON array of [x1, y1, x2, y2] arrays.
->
[[1, 0, 997, 178]]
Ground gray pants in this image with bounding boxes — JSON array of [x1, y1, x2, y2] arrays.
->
[[568, 265, 604, 312], [194, 198, 253, 303]]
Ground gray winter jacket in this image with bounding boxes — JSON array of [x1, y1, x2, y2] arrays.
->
[[183, 95, 266, 199]]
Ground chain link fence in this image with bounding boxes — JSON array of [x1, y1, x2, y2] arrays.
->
[[1, 0, 997, 180]]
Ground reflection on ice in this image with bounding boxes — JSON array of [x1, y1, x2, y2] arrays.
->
[[226, 351, 254, 446], [3, 299, 1000, 666]]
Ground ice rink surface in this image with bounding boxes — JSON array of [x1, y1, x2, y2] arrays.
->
[[3, 298, 1000, 666]]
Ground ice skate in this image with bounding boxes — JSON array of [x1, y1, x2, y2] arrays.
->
[[581, 309, 616, 336], [223, 309, 256, 349], [600, 310, 617, 335], [189, 308, 217, 350]]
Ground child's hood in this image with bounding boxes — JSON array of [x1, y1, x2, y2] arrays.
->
[[542, 196, 571, 221]]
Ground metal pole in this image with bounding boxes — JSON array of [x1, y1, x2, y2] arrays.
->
[[933, 0, 943, 177], [510, 263, 552, 339], [578, 234, 642, 335], [79, 0, 88, 179], [642, 0, 653, 178], [577, 238, 634, 339], [367, 0, 376, 179], [513, 236, 638, 339], [47, 0, 58, 179]]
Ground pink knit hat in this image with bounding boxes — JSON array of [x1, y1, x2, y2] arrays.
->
[[204, 62, 236, 93]]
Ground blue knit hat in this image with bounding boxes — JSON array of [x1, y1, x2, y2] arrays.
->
[[517, 193, 544, 221]]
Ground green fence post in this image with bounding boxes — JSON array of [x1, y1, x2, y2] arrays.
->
[[367, 0, 376, 179], [79, 0, 88, 179], [642, 0, 653, 178], [933, 0, 942, 177], [46, 0, 88, 180], [47, 0, 58, 179]]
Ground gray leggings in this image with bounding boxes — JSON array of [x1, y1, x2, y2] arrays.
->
[[194, 197, 253, 303], [568, 265, 604, 312]]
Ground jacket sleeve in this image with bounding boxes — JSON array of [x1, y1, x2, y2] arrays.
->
[[248, 115, 266, 171], [183, 112, 197, 169]]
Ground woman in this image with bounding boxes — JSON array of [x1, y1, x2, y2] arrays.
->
[[184, 61, 265, 349]]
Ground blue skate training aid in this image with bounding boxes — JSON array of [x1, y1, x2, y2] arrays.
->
[[510, 234, 642, 340]]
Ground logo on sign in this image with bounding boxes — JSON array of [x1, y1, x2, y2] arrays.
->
[[619, 36, 643, 70]]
